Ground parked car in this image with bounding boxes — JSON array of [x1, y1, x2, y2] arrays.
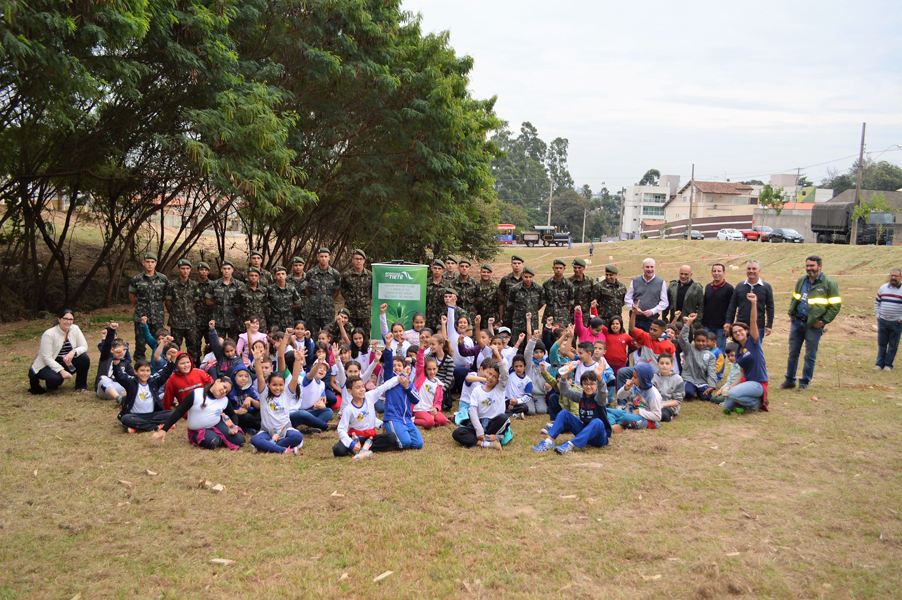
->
[[716, 228, 743, 241], [683, 229, 705, 240], [768, 228, 805, 243], [741, 225, 772, 241]]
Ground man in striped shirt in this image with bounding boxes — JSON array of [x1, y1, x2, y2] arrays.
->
[[874, 268, 902, 371]]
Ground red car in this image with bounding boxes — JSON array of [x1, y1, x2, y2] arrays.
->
[[742, 226, 772, 241]]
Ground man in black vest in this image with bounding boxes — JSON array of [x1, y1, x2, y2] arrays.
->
[[724, 259, 774, 337], [702, 263, 734, 351], [624, 258, 669, 333]]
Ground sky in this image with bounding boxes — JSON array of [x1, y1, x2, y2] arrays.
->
[[401, 0, 902, 192]]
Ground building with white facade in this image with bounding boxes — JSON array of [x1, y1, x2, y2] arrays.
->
[[620, 175, 680, 238]]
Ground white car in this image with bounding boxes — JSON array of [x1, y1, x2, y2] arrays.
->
[[717, 228, 743, 241]]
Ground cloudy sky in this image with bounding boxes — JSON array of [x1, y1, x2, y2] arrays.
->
[[401, 0, 902, 191]]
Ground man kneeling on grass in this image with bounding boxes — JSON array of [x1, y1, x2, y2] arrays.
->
[[452, 346, 510, 450], [532, 366, 612, 455]]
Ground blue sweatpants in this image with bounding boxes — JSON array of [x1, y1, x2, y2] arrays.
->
[[607, 408, 648, 429], [290, 408, 333, 430], [684, 381, 710, 399], [548, 411, 608, 448], [250, 429, 304, 453], [384, 419, 424, 450]]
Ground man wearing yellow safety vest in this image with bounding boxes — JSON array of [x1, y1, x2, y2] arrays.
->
[[781, 256, 841, 391]]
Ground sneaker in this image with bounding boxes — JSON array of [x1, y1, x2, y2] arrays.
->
[[532, 439, 554, 453], [886, 366, 894, 371], [798, 384, 808, 391], [127, 428, 137, 434], [291, 445, 303, 456], [554, 441, 576, 454], [487, 440, 503, 451], [252, 445, 259, 454], [29, 386, 47, 395], [540, 422, 554, 435], [779, 381, 795, 390], [873, 365, 885, 371], [511, 413, 525, 420]]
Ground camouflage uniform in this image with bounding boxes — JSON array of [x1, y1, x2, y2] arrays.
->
[[542, 277, 574, 326], [194, 278, 215, 358], [166, 277, 201, 361], [497, 272, 523, 326], [268, 283, 301, 332], [236, 284, 271, 332], [207, 278, 245, 340], [341, 268, 373, 339], [508, 281, 544, 346], [128, 272, 169, 360], [327, 319, 356, 344], [442, 272, 460, 285], [454, 276, 478, 323], [426, 278, 450, 332], [595, 279, 628, 323], [569, 275, 595, 326], [474, 280, 500, 327], [303, 266, 341, 335], [239, 266, 273, 287], [289, 275, 307, 323]]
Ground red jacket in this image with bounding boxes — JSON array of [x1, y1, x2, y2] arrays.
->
[[162, 353, 213, 410]]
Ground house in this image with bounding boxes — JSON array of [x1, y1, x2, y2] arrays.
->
[[620, 175, 680, 238], [664, 181, 757, 223]]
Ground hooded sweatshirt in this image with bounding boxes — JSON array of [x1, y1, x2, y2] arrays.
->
[[161, 352, 213, 410], [227, 363, 259, 411], [206, 328, 243, 379], [95, 326, 134, 390], [677, 327, 717, 387], [652, 371, 685, 413], [616, 362, 662, 422]]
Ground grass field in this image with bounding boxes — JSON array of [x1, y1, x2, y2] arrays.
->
[[1, 239, 901, 600]]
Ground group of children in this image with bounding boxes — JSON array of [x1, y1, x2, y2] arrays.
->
[[96, 287, 748, 458]]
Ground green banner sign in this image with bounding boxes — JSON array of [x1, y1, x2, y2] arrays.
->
[[370, 263, 428, 341]]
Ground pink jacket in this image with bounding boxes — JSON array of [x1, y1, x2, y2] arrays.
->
[[413, 347, 443, 412], [574, 306, 606, 344]]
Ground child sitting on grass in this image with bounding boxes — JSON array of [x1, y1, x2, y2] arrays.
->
[[151, 377, 245, 450], [412, 347, 449, 429], [228, 364, 260, 434], [381, 336, 423, 449], [114, 356, 176, 433], [675, 313, 717, 400], [652, 353, 684, 422], [205, 320, 242, 379], [524, 324, 550, 415], [333, 374, 405, 458], [249, 343, 304, 455], [615, 307, 677, 395], [95, 322, 132, 403], [708, 331, 725, 380], [452, 347, 510, 450], [505, 351, 533, 419], [713, 343, 743, 401], [532, 367, 612, 455], [610, 363, 662, 432], [162, 351, 212, 410]]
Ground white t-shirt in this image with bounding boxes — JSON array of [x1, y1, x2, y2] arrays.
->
[[300, 376, 326, 410], [133, 382, 154, 414], [414, 377, 440, 412], [185, 389, 228, 431], [259, 386, 292, 434], [337, 378, 396, 448], [505, 372, 533, 404], [469, 382, 506, 422]]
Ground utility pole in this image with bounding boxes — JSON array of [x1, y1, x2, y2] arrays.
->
[[793, 166, 801, 208], [687, 164, 695, 238], [581, 208, 588, 244], [619, 187, 626, 240], [546, 178, 554, 227], [849, 122, 866, 246]]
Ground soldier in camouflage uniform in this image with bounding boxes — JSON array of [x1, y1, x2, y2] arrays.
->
[[205, 260, 245, 340], [327, 308, 356, 344], [426, 260, 449, 332], [268, 266, 302, 332], [340, 249, 373, 339], [474, 263, 500, 327], [508, 266, 545, 351], [497, 254, 525, 327], [595, 264, 627, 324], [569, 258, 595, 327], [242, 251, 273, 286], [166, 259, 201, 360], [194, 262, 215, 363], [289, 257, 307, 324], [543, 258, 574, 326], [443, 255, 460, 285], [302, 248, 342, 335], [236, 267, 271, 331], [453, 258, 478, 321], [128, 252, 169, 360]]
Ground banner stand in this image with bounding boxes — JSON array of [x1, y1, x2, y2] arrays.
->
[[370, 262, 428, 345]]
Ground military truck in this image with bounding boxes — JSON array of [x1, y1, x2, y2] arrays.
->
[[811, 202, 894, 245], [519, 225, 571, 247]]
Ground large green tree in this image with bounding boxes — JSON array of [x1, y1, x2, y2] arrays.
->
[[821, 159, 902, 196]]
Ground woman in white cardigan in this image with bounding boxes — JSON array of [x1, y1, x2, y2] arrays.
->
[[28, 309, 91, 394]]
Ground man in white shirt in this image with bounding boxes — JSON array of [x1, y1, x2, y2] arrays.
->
[[624, 258, 669, 333]]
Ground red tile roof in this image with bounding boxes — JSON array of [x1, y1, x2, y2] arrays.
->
[[692, 181, 753, 195]]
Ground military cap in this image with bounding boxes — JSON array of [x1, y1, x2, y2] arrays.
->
[[291, 257, 305, 265], [143, 252, 157, 261], [480, 264, 493, 272], [605, 264, 619, 274], [445, 255, 458, 263], [511, 254, 525, 263], [247, 267, 261, 274], [197, 262, 211, 270], [177, 259, 192, 268], [273, 265, 287, 273], [222, 259, 235, 268], [432, 259, 445, 268], [444, 287, 458, 295], [572, 258, 586, 267], [352, 249, 367, 259], [458, 258, 471, 266], [317, 247, 331, 255], [523, 266, 536, 276], [338, 307, 350, 316], [553, 258, 566, 266], [249, 251, 263, 259]]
